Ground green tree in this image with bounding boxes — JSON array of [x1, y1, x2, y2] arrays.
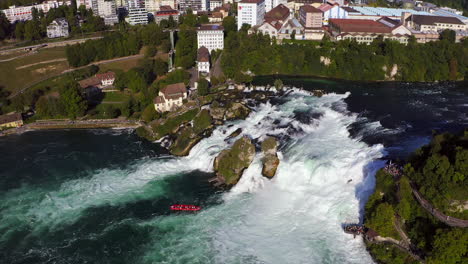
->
[[197, 78, 209, 95], [14, 22, 25, 39], [141, 104, 160, 122], [428, 228, 468, 264], [101, 104, 120, 118], [222, 16, 236, 36], [440, 29, 456, 43], [0, 12, 10, 40], [154, 58, 168, 76], [59, 82, 87, 118], [366, 203, 397, 238], [145, 45, 158, 57]]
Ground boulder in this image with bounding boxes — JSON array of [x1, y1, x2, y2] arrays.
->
[[224, 128, 242, 141], [214, 136, 255, 186], [261, 137, 280, 178], [225, 102, 251, 120]]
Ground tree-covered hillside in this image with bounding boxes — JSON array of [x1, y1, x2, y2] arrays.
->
[[365, 130, 468, 264]]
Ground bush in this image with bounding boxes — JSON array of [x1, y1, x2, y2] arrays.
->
[[141, 104, 160, 122], [197, 78, 209, 96]]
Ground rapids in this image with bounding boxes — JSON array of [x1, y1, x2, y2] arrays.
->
[[1, 83, 466, 263]]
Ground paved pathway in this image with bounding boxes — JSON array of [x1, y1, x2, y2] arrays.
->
[[411, 184, 468, 228]]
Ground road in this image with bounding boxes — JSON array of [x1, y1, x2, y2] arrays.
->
[[9, 54, 144, 99], [411, 184, 468, 228]]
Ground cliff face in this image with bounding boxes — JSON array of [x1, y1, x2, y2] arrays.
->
[[213, 136, 255, 186], [261, 136, 280, 178]]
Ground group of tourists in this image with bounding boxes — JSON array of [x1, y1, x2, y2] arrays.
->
[[344, 225, 364, 235], [384, 161, 402, 178]]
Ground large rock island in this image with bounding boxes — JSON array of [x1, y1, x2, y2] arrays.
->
[[213, 136, 255, 186], [261, 136, 280, 178]]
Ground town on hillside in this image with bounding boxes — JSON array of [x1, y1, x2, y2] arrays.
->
[[1, 0, 468, 130]]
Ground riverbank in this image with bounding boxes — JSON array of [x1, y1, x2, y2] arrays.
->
[[0, 118, 142, 136]]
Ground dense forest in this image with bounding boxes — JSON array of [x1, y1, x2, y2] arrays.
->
[[365, 131, 468, 264], [221, 29, 468, 82], [65, 23, 169, 67]]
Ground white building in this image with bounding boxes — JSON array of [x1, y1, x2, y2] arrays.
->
[[209, 0, 222, 11], [197, 46, 210, 74], [238, 0, 265, 30], [95, 71, 116, 86], [154, 83, 188, 112], [127, 0, 148, 25], [97, 0, 117, 16], [144, 0, 159, 12], [318, 2, 348, 25], [264, 0, 287, 12], [47, 18, 69, 38], [1, 0, 64, 23], [197, 24, 224, 52]]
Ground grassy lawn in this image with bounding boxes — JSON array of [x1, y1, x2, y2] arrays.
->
[[102, 91, 131, 102], [0, 46, 69, 93], [98, 57, 142, 73]]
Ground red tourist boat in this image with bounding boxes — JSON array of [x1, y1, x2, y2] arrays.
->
[[170, 204, 201, 211]]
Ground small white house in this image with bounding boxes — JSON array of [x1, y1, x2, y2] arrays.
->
[[96, 72, 116, 86], [154, 83, 188, 112], [197, 46, 210, 74], [47, 18, 69, 38]]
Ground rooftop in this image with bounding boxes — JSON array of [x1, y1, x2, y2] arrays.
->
[[329, 18, 393, 33], [350, 6, 432, 17], [198, 24, 224, 31], [0, 113, 22, 125], [197, 46, 210, 62], [300, 5, 322, 13], [265, 4, 290, 22], [408, 14, 465, 25], [239, 0, 264, 4], [161, 82, 187, 99], [95, 71, 116, 81]]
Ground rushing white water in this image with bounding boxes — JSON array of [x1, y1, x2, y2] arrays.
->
[[0, 91, 387, 263], [139, 91, 386, 264]]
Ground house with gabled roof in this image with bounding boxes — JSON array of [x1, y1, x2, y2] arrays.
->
[[154, 83, 188, 112]]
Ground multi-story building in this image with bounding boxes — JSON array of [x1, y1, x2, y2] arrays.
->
[[264, 0, 287, 12], [160, 0, 176, 9], [127, 6, 148, 24], [197, 24, 224, 52], [97, 0, 119, 25], [154, 5, 179, 24], [299, 5, 322, 28], [154, 83, 188, 112], [179, 0, 202, 11], [197, 46, 210, 74], [238, 0, 265, 30], [249, 3, 289, 38], [287, 0, 322, 13], [209, 0, 222, 11], [98, 0, 117, 16], [144, 0, 158, 12], [127, 0, 148, 25], [47, 18, 69, 38], [1, 1, 64, 23], [318, 2, 348, 25], [329, 17, 412, 45], [404, 14, 467, 33]]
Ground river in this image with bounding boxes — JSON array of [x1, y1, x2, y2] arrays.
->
[[0, 79, 466, 264]]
